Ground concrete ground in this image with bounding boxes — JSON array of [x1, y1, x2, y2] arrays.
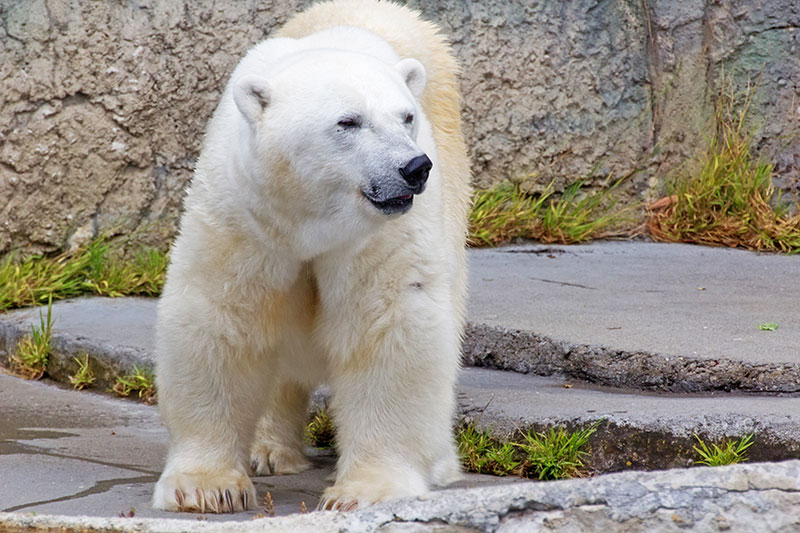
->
[[1, 241, 799, 531], [469, 241, 799, 365], [0, 372, 517, 522], [2, 370, 799, 532]]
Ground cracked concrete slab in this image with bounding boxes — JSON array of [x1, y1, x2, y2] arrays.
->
[[2, 243, 799, 394], [0, 372, 519, 522], [465, 242, 800, 392], [2, 371, 800, 532]]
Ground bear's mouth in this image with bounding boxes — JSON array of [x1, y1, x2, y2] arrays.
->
[[363, 193, 414, 215]]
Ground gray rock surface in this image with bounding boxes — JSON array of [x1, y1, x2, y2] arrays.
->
[[2, 1, 798, 253]]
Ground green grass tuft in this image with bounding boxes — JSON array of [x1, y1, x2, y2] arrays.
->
[[113, 365, 157, 404], [515, 422, 600, 480], [693, 434, 754, 467], [9, 296, 54, 380], [457, 423, 521, 476], [469, 179, 631, 247], [457, 422, 599, 479], [0, 238, 168, 311], [469, 183, 551, 247]]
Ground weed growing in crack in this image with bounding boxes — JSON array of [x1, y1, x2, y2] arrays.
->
[[457, 422, 600, 480], [516, 422, 600, 480], [68, 353, 96, 390], [9, 296, 54, 380], [305, 408, 336, 449], [693, 434, 754, 467], [113, 365, 157, 404], [457, 423, 520, 476]]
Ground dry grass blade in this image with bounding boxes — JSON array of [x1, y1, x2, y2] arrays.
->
[[648, 78, 800, 253]]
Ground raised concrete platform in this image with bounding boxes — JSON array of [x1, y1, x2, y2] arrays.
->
[[2, 242, 798, 394], [465, 242, 800, 392], [0, 372, 517, 522], [1, 241, 799, 530], [2, 372, 799, 532]]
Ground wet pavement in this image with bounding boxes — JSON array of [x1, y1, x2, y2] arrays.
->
[[0, 371, 518, 521]]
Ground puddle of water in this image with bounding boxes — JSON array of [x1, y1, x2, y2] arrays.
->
[[0, 409, 81, 457], [2, 428, 79, 441]]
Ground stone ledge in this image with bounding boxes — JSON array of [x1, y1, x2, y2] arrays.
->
[[463, 322, 800, 393], [2, 460, 799, 532]]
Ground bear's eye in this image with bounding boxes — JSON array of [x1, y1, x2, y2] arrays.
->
[[337, 117, 361, 129], [404, 113, 414, 125]]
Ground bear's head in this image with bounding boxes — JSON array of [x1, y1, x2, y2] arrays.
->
[[231, 47, 431, 255]]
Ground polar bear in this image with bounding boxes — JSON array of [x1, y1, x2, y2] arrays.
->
[[152, 0, 471, 513]]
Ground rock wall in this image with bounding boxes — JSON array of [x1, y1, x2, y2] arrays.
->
[[0, 0, 313, 253], [414, 0, 800, 194], [1, 0, 798, 253]]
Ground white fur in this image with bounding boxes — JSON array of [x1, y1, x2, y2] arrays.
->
[[153, 12, 466, 514]]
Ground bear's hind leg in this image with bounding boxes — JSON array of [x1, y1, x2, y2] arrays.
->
[[250, 381, 313, 476]]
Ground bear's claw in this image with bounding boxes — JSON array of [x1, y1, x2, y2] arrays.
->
[[154, 470, 255, 513], [250, 444, 312, 476], [318, 496, 359, 512]]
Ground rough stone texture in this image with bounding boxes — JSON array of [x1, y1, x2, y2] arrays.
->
[[410, 0, 800, 197], [0, 0, 313, 253], [1, 0, 798, 253], [463, 322, 800, 393], [2, 460, 799, 531], [410, 0, 652, 193]]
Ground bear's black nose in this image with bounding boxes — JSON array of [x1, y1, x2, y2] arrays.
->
[[399, 154, 432, 189]]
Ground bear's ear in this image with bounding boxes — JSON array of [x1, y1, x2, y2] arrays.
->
[[233, 75, 271, 124], [395, 58, 427, 99]]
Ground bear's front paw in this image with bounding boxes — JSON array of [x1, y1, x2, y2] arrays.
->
[[153, 469, 255, 513], [250, 443, 312, 476], [318, 485, 362, 512], [318, 469, 428, 512]]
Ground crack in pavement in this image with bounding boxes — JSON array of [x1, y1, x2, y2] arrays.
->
[[0, 438, 158, 476], [3, 473, 156, 513], [529, 277, 598, 290]]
